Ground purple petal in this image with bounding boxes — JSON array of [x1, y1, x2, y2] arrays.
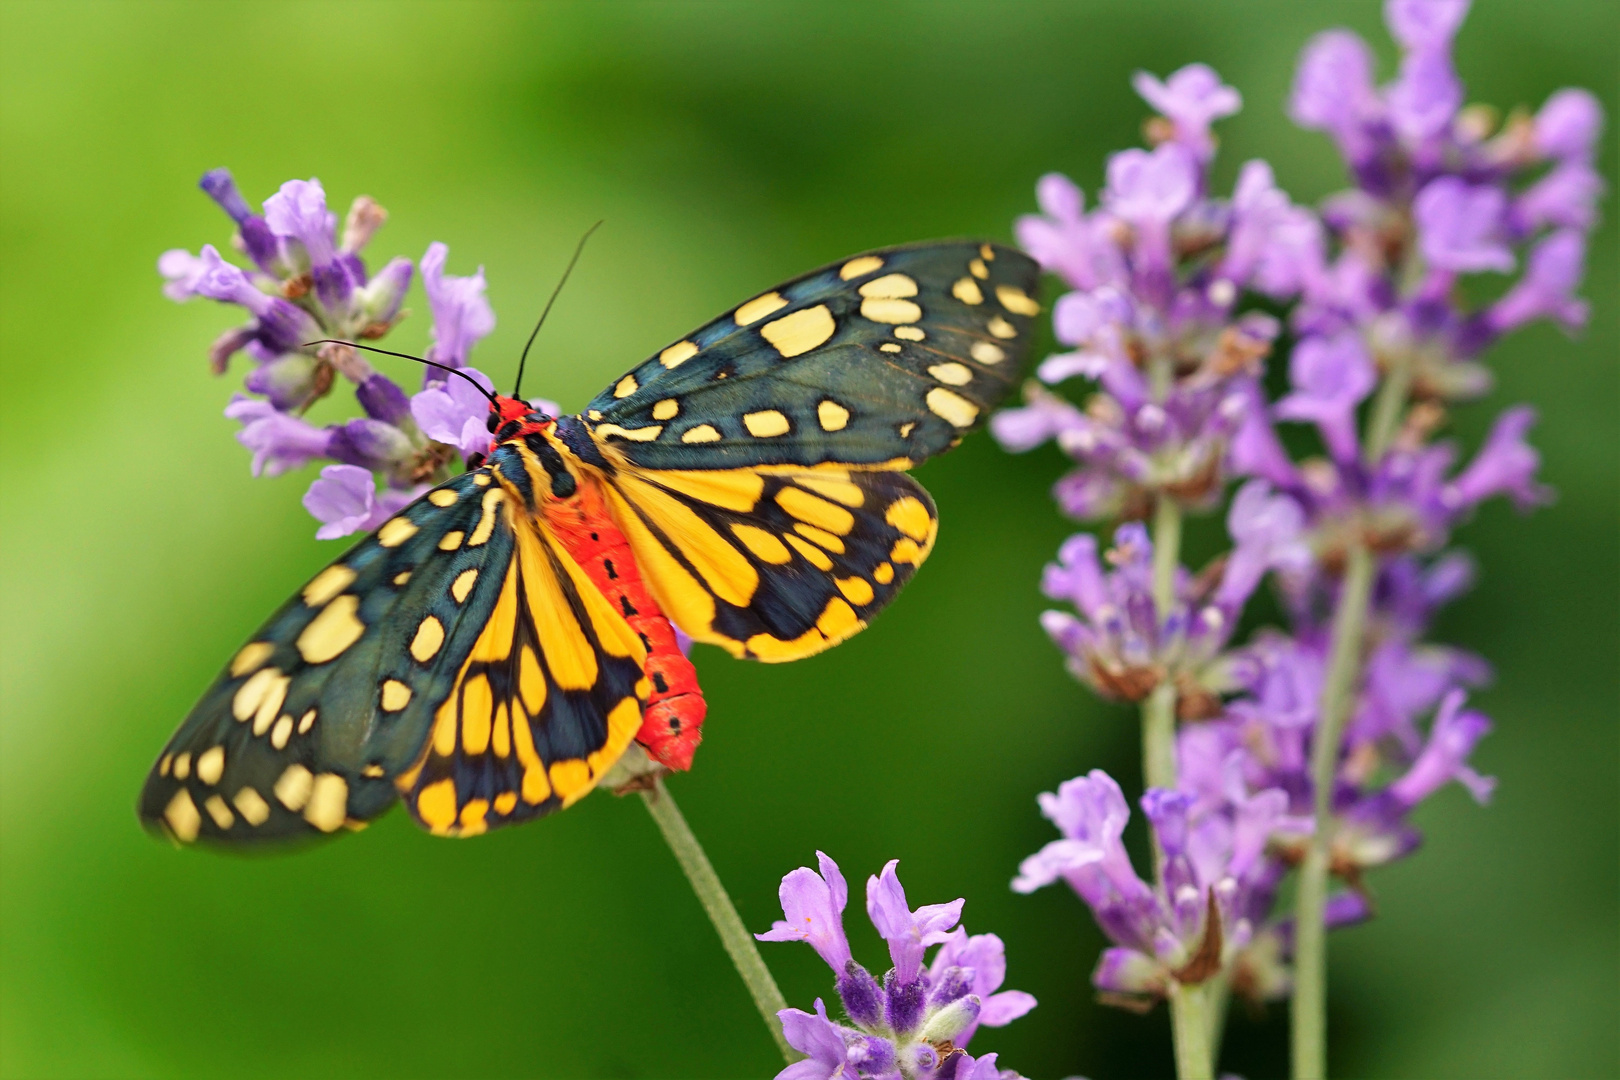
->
[[1389, 690, 1495, 806], [224, 396, 334, 477], [1132, 63, 1241, 159], [1414, 178, 1514, 274], [865, 861, 963, 984], [263, 178, 338, 268], [1275, 331, 1376, 461], [158, 249, 210, 301], [1289, 30, 1381, 163], [1442, 405, 1552, 512], [1534, 88, 1604, 161], [775, 1000, 854, 1080], [411, 367, 497, 462], [1104, 144, 1198, 227], [422, 241, 496, 371], [1384, 0, 1470, 51], [1487, 229, 1590, 334], [756, 853, 853, 974]]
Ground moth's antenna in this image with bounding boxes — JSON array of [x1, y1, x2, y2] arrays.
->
[[513, 219, 603, 399], [303, 339, 501, 408]]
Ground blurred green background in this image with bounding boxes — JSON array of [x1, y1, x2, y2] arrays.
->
[[1, 2, 1614, 1078]]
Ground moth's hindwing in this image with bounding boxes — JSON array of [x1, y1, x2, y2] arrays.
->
[[596, 463, 937, 662], [580, 241, 1039, 470], [137, 457, 647, 844]]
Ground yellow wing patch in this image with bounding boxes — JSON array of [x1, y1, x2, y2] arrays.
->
[[397, 518, 647, 836], [595, 462, 937, 662]]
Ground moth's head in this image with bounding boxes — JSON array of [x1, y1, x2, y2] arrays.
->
[[485, 393, 553, 446]]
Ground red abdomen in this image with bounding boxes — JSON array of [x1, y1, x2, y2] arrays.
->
[[542, 476, 706, 771]]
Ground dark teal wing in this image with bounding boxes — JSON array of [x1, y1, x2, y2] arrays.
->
[[137, 467, 517, 844], [575, 241, 1040, 470]]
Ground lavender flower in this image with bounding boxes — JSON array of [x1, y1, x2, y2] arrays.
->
[[159, 168, 537, 539], [1013, 770, 1309, 1005], [997, 63, 1317, 519], [1037, 482, 1305, 714], [760, 855, 1033, 1080]]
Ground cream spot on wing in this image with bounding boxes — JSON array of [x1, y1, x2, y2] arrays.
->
[[274, 764, 314, 811], [988, 315, 1017, 339], [381, 679, 412, 711], [929, 362, 973, 386], [859, 273, 918, 299], [743, 410, 791, 438], [438, 530, 464, 551], [411, 616, 445, 662], [681, 423, 722, 444], [817, 400, 850, 432], [494, 791, 518, 815], [880, 343, 902, 353], [429, 489, 459, 507], [270, 714, 293, 749], [196, 746, 225, 786], [303, 565, 357, 606], [362, 764, 385, 778], [952, 276, 985, 304], [969, 257, 989, 279], [304, 773, 348, 832], [393, 571, 411, 586], [297, 708, 317, 734], [229, 641, 274, 677], [164, 789, 200, 842], [980, 243, 996, 260], [893, 326, 925, 341], [886, 496, 933, 541], [378, 517, 417, 547], [587, 409, 603, 421], [251, 677, 290, 737], [468, 487, 505, 547], [761, 305, 836, 357], [861, 298, 923, 324], [660, 340, 699, 368], [159, 754, 172, 777], [735, 292, 788, 325], [970, 341, 1006, 365], [839, 255, 883, 280], [451, 568, 478, 602], [899, 421, 916, 438], [172, 752, 192, 780], [652, 398, 680, 420], [204, 794, 234, 829], [297, 594, 364, 663], [926, 386, 980, 427], [233, 667, 280, 721], [595, 423, 663, 442], [472, 473, 490, 486], [613, 374, 639, 399], [233, 786, 270, 825], [996, 284, 1040, 316], [873, 561, 896, 584]]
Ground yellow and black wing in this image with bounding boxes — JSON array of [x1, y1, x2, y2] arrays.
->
[[550, 239, 1038, 661], [137, 456, 646, 844], [566, 240, 1040, 468]]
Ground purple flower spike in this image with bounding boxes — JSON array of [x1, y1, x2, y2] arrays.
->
[[1414, 178, 1514, 274], [1385, 0, 1470, 51], [1534, 88, 1604, 162], [263, 177, 338, 270], [411, 367, 497, 465], [224, 396, 333, 477], [302, 464, 420, 540], [422, 241, 496, 374], [774, 999, 856, 1080], [157, 249, 210, 301], [756, 851, 853, 974], [1132, 63, 1241, 161], [1442, 405, 1552, 512], [1290, 30, 1381, 166], [866, 860, 964, 985], [1487, 230, 1589, 333], [1389, 689, 1496, 806], [1275, 331, 1376, 461]]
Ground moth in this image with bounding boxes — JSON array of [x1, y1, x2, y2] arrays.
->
[[139, 240, 1040, 843]]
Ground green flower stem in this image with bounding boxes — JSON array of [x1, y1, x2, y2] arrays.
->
[[1144, 493, 1184, 794], [1362, 359, 1414, 465], [641, 777, 796, 1065], [1289, 540, 1375, 1080], [1140, 493, 1213, 1078], [1169, 980, 1215, 1080]]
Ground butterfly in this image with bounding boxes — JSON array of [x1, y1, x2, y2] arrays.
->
[[139, 240, 1040, 844]]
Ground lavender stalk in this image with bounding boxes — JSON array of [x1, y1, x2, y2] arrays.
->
[[641, 778, 796, 1064]]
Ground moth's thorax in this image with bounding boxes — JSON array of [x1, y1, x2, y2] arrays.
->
[[484, 411, 584, 511]]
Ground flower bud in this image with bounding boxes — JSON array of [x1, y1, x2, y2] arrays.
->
[[920, 994, 982, 1044]]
